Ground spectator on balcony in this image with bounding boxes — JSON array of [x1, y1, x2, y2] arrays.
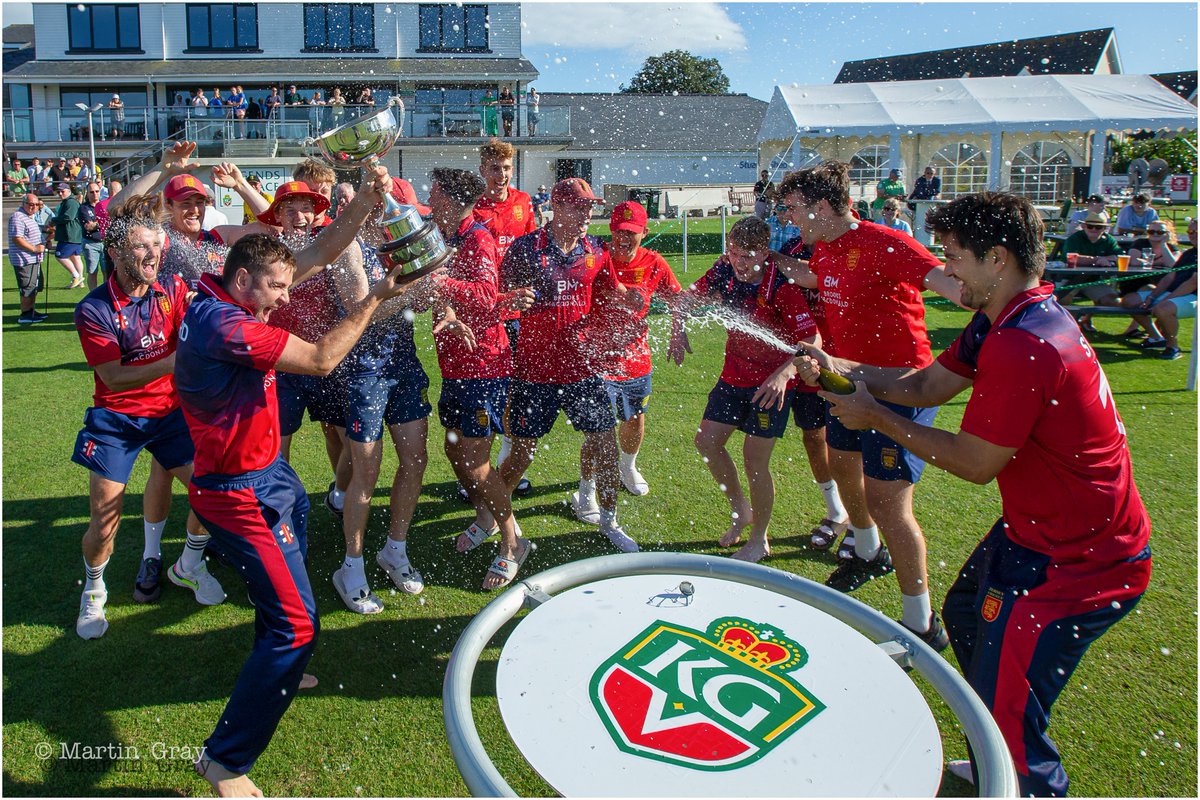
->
[[210, 88, 225, 124], [498, 87, 516, 137], [108, 94, 125, 139], [354, 87, 374, 107], [526, 87, 540, 136], [308, 91, 325, 130], [191, 88, 209, 118], [230, 85, 248, 139], [245, 93, 263, 135], [328, 88, 347, 127], [6, 159, 30, 197], [481, 89, 498, 137], [265, 86, 283, 120]]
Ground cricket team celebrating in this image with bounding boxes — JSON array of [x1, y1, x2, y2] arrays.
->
[[67, 140, 1152, 797]]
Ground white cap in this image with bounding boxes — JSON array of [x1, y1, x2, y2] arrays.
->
[[112, 93, 120, 99]]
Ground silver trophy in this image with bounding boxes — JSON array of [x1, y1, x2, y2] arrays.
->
[[304, 98, 453, 283]]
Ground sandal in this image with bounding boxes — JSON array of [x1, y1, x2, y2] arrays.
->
[[835, 533, 857, 562], [457, 522, 499, 553], [332, 567, 384, 614], [484, 538, 536, 591], [809, 517, 849, 550]]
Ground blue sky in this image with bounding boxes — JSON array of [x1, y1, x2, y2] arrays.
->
[[4, 1, 1196, 101]]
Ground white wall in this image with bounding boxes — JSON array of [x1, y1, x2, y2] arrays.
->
[[522, 151, 759, 196], [33, 2, 165, 59]]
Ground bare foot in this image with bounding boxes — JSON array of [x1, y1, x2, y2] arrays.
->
[[195, 756, 263, 797], [731, 539, 770, 563], [299, 673, 318, 690], [718, 510, 752, 548]]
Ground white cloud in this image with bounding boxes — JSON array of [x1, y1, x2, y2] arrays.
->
[[522, 2, 747, 56]]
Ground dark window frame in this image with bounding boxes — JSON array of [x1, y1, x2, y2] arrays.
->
[[66, 3, 144, 54], [417, 3, 490, 54], [302, 3, 377, 52], [184, 3, 261, 53]]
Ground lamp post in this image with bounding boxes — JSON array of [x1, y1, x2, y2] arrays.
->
[[74, 102, 103, 180]]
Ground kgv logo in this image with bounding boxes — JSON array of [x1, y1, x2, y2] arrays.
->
[[589, 617, 824, 770]]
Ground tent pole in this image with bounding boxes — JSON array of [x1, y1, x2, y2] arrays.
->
[[988, 132, 1004, 191], [1088, 132, 1107, 196]]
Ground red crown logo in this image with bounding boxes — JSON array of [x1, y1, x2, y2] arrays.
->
[[709, 618, 806, 672]]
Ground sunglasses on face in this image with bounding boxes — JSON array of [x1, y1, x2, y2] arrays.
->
[[1147, 230, 1167, 236], [1084, 224, 1107, 231]]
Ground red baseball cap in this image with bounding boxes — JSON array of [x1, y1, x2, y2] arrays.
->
[[257, 180, 331, 226], [551, 177, 602, 206], [164, 174, 209, 202], [389, 177, 431, 216], [610, 201, 648, 233]]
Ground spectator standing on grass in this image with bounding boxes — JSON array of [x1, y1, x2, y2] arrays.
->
[[753, 170, 775, 219], [531, 184, 549, 227], [108, 94, 125, 139], [53, 182, 87, 288], [795, 192, 1151, 798], [49, 158, 71, 186], [8, 194, 49, 324], [80, 182, 105, 290], [7, 159, 29, 196], [1115, 193, 1159, 236], [767, 202, 800, 251], [27, 157, 48, 193]]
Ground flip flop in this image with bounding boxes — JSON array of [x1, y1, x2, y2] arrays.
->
[[457, 522, 499, 553], [332, 567, 384, 614], [809, 517, 850, 550], [484, 538, 536, 591]]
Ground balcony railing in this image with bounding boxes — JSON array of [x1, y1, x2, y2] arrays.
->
[[3, 102, 570, 145]]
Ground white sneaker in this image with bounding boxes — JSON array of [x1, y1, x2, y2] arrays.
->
[[169, 560, 227, 606], [332, 566, 384, 614], [619, 463, 650, 496], [376, 551, 425, 595], [570, 488, 601, 525], [77, 590, 109, 639], [601, 522, 640, 553], [946, 760, 975, 785]]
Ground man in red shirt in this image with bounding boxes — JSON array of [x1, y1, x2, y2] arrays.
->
[[794, 192, 1151, 797], [72, 194, 225, 639], [671, 217, 819, 562], [773, 162, 962, 648], [572, 201, 681, 521], [474, 138, 537, 498]]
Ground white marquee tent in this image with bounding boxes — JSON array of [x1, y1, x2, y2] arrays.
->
[[757, 74, 1198, 195]]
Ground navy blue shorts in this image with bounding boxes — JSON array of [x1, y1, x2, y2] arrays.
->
[[277, 373, 342, 437], [438, 377, 510, 439], [703, 380, 793, 439], [507, 377, 616, 439], [604, 372, 652, 421], [791, 391, 828, 431], [55, 242, 82, 259], [71, 406, 194, 484], [344, 369, 431, 443], [825, 399, 936, 483]]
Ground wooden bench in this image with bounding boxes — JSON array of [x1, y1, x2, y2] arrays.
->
[[1060, 304, 1141, 318]]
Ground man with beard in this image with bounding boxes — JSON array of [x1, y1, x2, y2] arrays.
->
[[793, 192, 1151, 798], [72, 194, 225, 640]]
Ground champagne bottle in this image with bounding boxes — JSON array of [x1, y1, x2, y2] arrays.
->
[[818, 368, 856, 395]]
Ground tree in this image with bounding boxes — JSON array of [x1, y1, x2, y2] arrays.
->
[[1107, 135, 1197, 176], [620, 50, 730, 95]]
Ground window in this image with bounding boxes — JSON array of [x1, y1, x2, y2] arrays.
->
[[305, 4, 374, 51], [418, 4, 489, 52], [1009, 142, 1073, 204], [187, 4, 258, 51], [931, 143, 988, 199], [848, 145, 904, 191], [68, 3, 141, 52]]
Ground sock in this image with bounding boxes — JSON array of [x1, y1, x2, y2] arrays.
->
[[497, 435, 513, 468], [902, 591, 933, 633], [83, 557, 109, 593], [598, 507, 617, 529], [342, 555, 367, 591], [143, 518, 165, 561], [383, 538, 408, 562], [852, 524, 881, 561], [180, 532, 210, 573], [818, 480, 848, 522], [619, 450, 638, 471], [329, 486, 345, 511], [579, 477, 596, 499]]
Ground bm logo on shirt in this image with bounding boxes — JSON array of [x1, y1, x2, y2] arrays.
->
[[589, 617, 824, 770]]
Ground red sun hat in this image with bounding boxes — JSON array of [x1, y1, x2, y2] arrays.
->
[[551, 177, 602, 206], [610, 201, 648, 233], [257, 181, 331, 226], [164, 174, 209, 202], [389, 177, 431, 216]]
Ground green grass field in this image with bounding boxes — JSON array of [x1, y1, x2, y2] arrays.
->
[[2, 219, 1196, 797]]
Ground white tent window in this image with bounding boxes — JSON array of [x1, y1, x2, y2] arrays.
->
[[850, 145, 903, 190], [1009, 141, 1073, 204], [932, 143, 988, 199]]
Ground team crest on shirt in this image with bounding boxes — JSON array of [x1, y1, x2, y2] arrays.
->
[[880, 447, 898, 470], [846, 249, 861, 271], [278, 523, 294, 545], [981, 588, 1004, 623], [585, 254, 595, 269], [159, 295, 171, 315], [475, 408, 490, 428], [513, 206, 524, 221]]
